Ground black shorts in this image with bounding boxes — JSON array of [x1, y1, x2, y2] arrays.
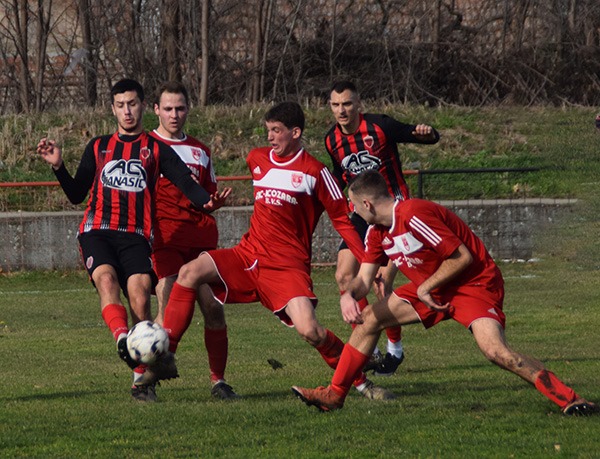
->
[[78, 229, 157, 293], [338, 211, 369, 252]]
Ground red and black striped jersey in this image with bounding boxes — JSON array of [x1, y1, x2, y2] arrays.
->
[[53, 131, 209, 242], [324, 113, 439, 200]]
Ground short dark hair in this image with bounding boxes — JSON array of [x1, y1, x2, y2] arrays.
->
[[331, 80, 358, 95], [111, 78, 144, 103], [264, 101, 305, 132], [155, 81, 189, 106], [348, 170, 390, 200]]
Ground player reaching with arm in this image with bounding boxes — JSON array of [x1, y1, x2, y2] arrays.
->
[[140, 102, 396, 402], [325, 80, 440, 376], [36, 79, 214, 402], [149, 81, 236, 399], [292, 170, 599, 416]]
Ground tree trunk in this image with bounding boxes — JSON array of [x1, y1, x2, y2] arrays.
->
[[162, 0, 181, 82], [199, 0, 209, 106], [77, 0, 98, 107]]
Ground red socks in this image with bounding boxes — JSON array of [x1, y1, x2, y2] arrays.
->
[[101, 303, 128, 341], [534, 370, 578, 408], [385, 325, 402, 342], [331, 344, 370, 398], [315, 329, 344, 369], [163, 282, 197, 353], [205, 327, 228, 383]]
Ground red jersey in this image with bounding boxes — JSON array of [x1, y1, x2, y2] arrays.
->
[[239, 147, 364, 271], [325, 113, 439, 200], [364, 199, 503, 289], [150, 130, 218, 248]]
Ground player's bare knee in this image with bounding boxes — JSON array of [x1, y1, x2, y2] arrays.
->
[[334, 269, 353, 291]]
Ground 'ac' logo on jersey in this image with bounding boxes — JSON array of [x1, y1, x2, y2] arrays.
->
[[341, 151, 381, 176], [101, 159, 148, 192]]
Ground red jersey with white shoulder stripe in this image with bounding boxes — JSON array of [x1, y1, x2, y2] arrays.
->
[[364, 199, 503, 289], [240, 147, 364, 271], [150, 130, 218, 248]]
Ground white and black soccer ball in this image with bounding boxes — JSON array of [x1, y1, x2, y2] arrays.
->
[[126, 320, 169, 365]]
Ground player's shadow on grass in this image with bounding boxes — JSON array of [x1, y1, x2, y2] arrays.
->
[[2, 389, 107, 402]]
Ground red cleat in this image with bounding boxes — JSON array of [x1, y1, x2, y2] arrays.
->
[[291, 385, 344, 412]]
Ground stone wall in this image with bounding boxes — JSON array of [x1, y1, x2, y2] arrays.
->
[[0, 198, 577, 271]]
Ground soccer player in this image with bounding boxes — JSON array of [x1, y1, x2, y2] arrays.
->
[[325, 80, 440, 376], [151, 82, 237, 399], [149, 81, 237, 399], [292, 170, 599, 416], [142, 102, 395, 401], [36, 78, 218, 402]]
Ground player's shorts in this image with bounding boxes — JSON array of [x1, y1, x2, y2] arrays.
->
[[205, 246, 317, 326], [78, 229, 157, 293], [152, 245, 212, 279], [393, 282, 506, 330], [338, 211, 369, 252]]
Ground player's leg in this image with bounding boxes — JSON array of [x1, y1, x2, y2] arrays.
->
[[374, 261, 404, 376], [162, 252, 221, 352], [292, 293, 419, 410], [336, 247, 384, 370], [154, 274, 176, 326], [197, 283, 238, 399], [470, 318, 599, 415]]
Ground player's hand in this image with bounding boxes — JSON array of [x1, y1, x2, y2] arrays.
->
[[36, 138, 63, 170], [203, 187, 233, 212], [417, 286, 451, 312], [340, 292, 364, 324], [412, 124, 435, 139]]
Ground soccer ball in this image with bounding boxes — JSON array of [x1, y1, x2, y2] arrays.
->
[[126, 320, 169, 365]]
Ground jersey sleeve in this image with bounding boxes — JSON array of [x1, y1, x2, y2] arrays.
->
[[158, 142, 210, 208], [53, 139, 97, 204], [317, 166, 364, 262], [378, 115, 440, 145]]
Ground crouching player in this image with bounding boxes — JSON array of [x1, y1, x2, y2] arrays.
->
[[292, 170, 599, 416]]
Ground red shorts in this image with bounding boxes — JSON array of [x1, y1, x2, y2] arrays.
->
[[393, 282, 506, 330], [152, 218, 218, 279], [206, 246, 317, 326], [152, 245, 208, 279]]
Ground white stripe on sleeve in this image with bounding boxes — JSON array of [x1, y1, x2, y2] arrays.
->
[[409, 216, 442, 246]]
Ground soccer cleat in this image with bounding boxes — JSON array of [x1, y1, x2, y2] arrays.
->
[[562, 398, 600, 416], [362, 349, 384, 374], [211, 381, 240, 400], [136, 351, 179, 385], [373, 352, 405, 377], [358, 379, 397, 400], [131, 383, 157, 402], [117, 336, 138, 369], [291, 385, 344, 412]]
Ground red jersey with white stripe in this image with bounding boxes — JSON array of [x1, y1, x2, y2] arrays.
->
[[325, 113, 439, 200], [240, 147, 364, 271], [150, 130, 218, 247], [364, 199, 503, 289]]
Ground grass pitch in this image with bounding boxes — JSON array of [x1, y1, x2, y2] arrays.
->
[[1, 258, 599, 458]]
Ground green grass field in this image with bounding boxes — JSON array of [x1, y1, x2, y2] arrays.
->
[[1, 258, 599, 458]]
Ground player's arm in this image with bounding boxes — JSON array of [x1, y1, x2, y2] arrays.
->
[[380, 115, 440, 144], [340, 262, 380, 324], [416, 243, 473, 312], [319, 168, 364, 262], [158, 143, 211, 209], [37, 138, 95, 204]]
